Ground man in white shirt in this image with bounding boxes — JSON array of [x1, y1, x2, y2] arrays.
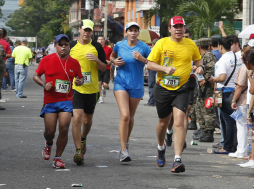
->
[[45, 38, 56, 55], [36, 47, 43, 63]]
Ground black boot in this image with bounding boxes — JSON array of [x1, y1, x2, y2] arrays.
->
[[188, 120, 197, 130], [199, 130, 214, 142], [192, 130, 204, 140]]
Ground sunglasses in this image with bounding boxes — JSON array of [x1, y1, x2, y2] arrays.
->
[[58, 42, 69, 47]]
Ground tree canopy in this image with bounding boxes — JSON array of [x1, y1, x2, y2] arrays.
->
[[144, 0, 186, 37], [145, 0, 239, 39], [176, 0, 239, 38], [6, 0, 71, 47], [0, 0, 4, 18]]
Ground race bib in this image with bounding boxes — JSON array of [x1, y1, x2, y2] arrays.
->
[[82, 72, 91, 84], [163, 75, 180, 87], [55, 79, 70, 93]]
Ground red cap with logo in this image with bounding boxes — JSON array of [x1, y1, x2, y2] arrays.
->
[[169, 16, 186, 26]]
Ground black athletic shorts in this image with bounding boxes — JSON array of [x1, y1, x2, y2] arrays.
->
[[189, 90, 195, 105], [73, 90, 99, 114], [154, 83, 190, 119], [98, 70, 110, 84]]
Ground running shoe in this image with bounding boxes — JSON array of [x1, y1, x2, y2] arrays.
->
[[81, 139, 86, 155], [165, 133, 172, 147], [52, 157, 65, 169], [239, 160, 254, 168], [74, 149, 84, 165], [42, 141, 53, 160], [98, 97, 103, 103], [103, 89, 106, 97], [120, 149, 131, 162], [156, 145, 166, 167], [171, 158, 185, 173]]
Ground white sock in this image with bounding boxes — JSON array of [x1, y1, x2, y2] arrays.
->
[[158, 144, 165, 151], [175, 155, 181, 161], [167, 129, 173, 134]]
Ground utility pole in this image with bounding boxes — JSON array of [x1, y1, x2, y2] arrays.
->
[[104, 0, 108, 40], [242, 0, 251, 45]]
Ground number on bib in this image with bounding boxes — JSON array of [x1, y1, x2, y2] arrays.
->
[[55, 79, 70, 93]]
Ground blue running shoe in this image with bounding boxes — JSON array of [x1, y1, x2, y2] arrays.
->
[[156, 145, 166, 167], [171, 158, 185, 173]]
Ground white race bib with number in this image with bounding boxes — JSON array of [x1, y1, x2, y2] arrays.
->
[[82, 72, 91, 84], [163, 76, 180, 87], [55, 79, 70, 93]]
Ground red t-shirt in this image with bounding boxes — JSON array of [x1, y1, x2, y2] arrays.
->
[[36, 53, 83, 105], [103, 45, 113, 70], [0, 39, 12, 61]]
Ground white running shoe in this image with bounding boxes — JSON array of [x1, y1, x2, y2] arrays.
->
[[98, 97, 103, 103], [0, 99, 6, 103], [239, 160, 254, 168]]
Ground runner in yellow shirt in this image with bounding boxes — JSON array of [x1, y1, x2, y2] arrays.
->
[[147, 16, 203, 173], [70, 19, 107, 165]]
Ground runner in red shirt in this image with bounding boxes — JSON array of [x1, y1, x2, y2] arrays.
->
[[33, 34, 83, 169], [97, 36, 113, 103]]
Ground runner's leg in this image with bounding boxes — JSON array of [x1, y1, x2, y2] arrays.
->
[[173, 107, 186, 156], [56, 112, 72, 156], [114, 90, 130, 150]]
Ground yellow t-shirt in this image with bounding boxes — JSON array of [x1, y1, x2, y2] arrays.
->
[[147, 37, 201, 90], [12, 46, 32, 66], [70, 40, 106, 94]]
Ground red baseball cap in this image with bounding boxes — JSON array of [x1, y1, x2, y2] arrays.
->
[[169, 16, 186, 26]]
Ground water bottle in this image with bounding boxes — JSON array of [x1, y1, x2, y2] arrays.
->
[[247, 121, 252, 151]]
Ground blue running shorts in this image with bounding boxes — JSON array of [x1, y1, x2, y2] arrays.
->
[[114, 81, 144, 98], [40, 100, 73, 118]]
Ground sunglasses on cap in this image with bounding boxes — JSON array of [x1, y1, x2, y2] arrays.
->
[[57, 42, 69, 47]]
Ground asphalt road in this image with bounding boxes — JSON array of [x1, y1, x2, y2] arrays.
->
[[0, 65, 254, 189]]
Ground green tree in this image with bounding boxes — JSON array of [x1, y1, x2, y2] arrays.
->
[[0, 0, 5, 18], [145, 0, 186, 37], [6, 0, 71, 46], [176, 0, 239, 39]]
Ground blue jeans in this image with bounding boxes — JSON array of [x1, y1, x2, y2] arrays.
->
[[217, 108, 224, 144], [15, 64, 28, 98], [219, 92, 237, 152], [147, 70, 157, 105], [2, 60, 15, 90]]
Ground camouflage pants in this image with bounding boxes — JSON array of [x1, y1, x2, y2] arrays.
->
[[195, 95, 216, 132], [189, 88, 197, 120]]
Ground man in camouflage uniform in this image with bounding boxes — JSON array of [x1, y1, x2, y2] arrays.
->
[[0, 29, 5, 110], [193, 38, 217, 142]]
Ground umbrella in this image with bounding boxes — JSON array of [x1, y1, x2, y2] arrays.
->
[[238, 25, 254, 39], [122, 29, 160, 44]]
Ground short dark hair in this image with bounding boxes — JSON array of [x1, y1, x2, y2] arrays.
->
[[211, 37, 219, 47], [200, 45, 209, 51], [185, 28, 191, 37], [218, 37, 233, 51], [228, 35, 240, 44], [0, 28, 7, 38], [243, 49, 254, 65]]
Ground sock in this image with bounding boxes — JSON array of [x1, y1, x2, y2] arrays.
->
[[174, 155, 181, 162], [167, 129, 173, 134], [76, 148, 82, 153], [158, 144, 165, 151], [55, 156, 61, 159], [47, 142, 52, 147], [81, 137, 86, 142]]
